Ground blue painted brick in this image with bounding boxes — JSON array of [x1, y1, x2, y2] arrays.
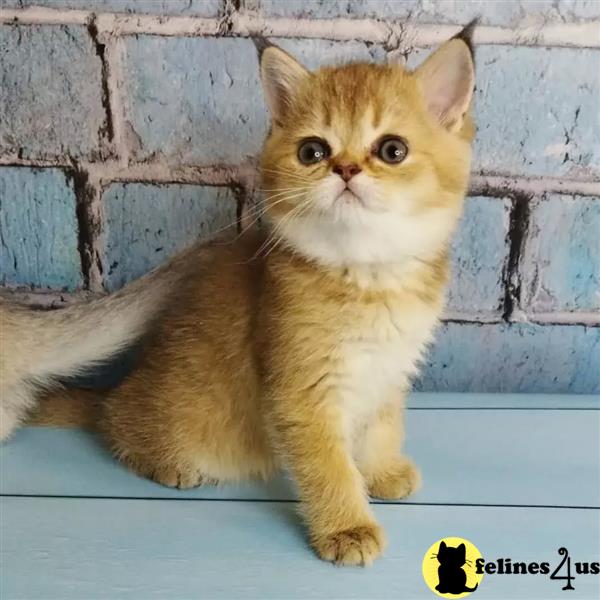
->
[[4, 1, 221, 15], [408, 45, 599, 178], [0, 167, 82, 290], [0, 24, 105, 160], [101, 183, 238, 291], [122, 37, 265, 164], [255, 0, 599, 24], [122, 37, 384, 164], [520, 194, 600, 313], [473, 46, 599, 178], [415, 322, 600, 394], [447, 196, 510, 315]]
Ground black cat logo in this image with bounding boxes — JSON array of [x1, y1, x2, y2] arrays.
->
[[435, 541, 479, 595], [422, 536, 483, 596]]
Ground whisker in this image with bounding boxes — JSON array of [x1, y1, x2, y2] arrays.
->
[[259, 187, 310, 193], [237, 191, 309, 238], [252, 198, 311, 261], [252, 209, 298, 258], [247, 189, 310, 215], [261, 188, 310, 202], [199, 212, 246, 239], [261, 197, 314, 260], [211, 192, 305, 247], [259, 167, 312, 183], [240, 192, 309, 254], [241, 192, 309, 233]]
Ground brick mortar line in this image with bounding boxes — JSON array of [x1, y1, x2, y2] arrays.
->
[[523, 312, 600, 326], [84, 161, 260, 190], [1, 8, 599, 48], [3, 286, 598, 326], [442, 311, 502, 324], [1, 157, 598, 197], [67, 166, 105, 292], [0, 157, 257, 186], [502, 193, 531, 322], [469, 175, 600, 198], [102, 36, 129, 165]]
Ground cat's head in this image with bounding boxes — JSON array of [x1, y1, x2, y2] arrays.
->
[[257, 23, 476, 268], [437, 541, 467, 566]]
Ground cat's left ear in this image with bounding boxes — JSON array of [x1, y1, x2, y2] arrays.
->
[[458, 543, 466, 555], [415, 20, 476, 131], [256, 39, 309, 124]]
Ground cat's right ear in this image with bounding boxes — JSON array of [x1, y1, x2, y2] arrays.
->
[[255, 39, 309, 123], [439, 541, 447, 550]]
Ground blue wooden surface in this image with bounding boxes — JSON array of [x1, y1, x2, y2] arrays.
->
[[2, 499, 598, 599], [2, 405, 599, 507], [1, 394, 599, 599]]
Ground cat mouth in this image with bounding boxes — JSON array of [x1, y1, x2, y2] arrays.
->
[[335, 188, 363, 205]]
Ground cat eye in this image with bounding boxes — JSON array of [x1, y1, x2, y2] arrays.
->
[[297, 138, 331, 165], [376, 136, 408, 164]]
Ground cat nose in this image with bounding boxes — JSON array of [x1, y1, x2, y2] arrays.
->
[[333, 163, 362, 182]]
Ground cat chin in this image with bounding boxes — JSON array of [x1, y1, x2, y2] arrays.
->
[[274, 203, 458, 270]]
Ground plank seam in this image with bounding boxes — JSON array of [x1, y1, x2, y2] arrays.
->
[[2, 494, 598, 510]]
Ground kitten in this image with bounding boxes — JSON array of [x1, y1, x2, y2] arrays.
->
[[1, 24, 476, 566]]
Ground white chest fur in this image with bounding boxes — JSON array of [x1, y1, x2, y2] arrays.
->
[[335, 298, 439, 433]]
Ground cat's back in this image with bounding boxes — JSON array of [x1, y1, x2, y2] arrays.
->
[[163, 228, 268, 325], [129, 227, 269, 376]]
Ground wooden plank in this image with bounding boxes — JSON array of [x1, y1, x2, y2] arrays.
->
[[2, 408, 599, 507], [2, 497, 598, 599]]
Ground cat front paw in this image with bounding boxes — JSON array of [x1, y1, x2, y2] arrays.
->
[[119, 454, 217, 490], [367, 457, 421, 500], [312, 523, 386, 566]]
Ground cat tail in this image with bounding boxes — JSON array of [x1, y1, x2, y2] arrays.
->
[[464, 583, 479, 592], [28, 388, 102, 431], [0, 242, 197, 442]]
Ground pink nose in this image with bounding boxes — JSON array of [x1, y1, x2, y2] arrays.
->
[[333, 163, 362, 182]]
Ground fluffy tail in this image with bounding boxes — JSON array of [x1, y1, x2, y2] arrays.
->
[[1, 242, 199, 440], [1, 256, 186, 383], [28, 388, 101, 430]]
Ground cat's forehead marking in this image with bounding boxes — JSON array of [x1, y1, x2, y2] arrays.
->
[[323, 103, 392, 154], [361, 104, 390, 145]]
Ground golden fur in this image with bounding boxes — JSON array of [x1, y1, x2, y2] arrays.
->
[[15, 28, 476, 566]]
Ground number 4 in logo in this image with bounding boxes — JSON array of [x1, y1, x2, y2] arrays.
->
[[550, 547, 576, 591]]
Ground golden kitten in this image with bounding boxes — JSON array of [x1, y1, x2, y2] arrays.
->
[[2, 24, 476, 566]]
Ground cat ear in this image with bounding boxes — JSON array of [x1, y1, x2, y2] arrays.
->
[[458, 543, 466, 554], [440, 541, 447, 550], [256, 39, 309, 124], [415, 20, 476, 131]]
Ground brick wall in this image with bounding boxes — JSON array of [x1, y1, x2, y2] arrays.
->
[[1, 1, 598, 393]]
